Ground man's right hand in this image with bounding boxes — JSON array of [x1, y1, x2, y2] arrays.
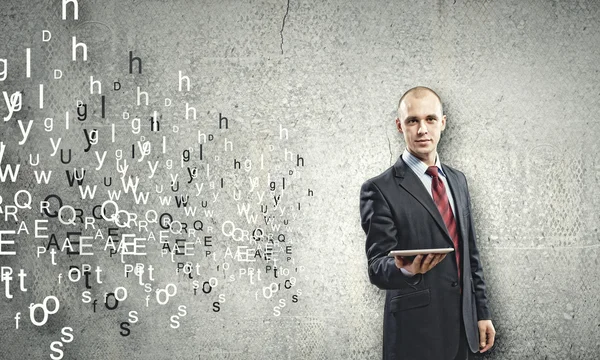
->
[[394, 253, 447, 275]]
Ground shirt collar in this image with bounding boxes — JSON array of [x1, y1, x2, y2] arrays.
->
[[401, 147, 446, 178]]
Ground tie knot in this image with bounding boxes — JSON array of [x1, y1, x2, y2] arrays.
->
[[425, 166, 439, 178]]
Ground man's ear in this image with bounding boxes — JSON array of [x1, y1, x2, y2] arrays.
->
[[395, 118, 403, 133], [440, 114, 447, 131]]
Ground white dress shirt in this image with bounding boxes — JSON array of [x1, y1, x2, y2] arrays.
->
[[399, 147, 457, 277]]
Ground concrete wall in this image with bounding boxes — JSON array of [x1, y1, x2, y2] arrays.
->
[[0, 0, 599, 359]]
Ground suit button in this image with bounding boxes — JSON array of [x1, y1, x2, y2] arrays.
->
[[451, 281, 458, 287]]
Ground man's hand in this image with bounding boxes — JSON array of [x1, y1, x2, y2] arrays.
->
[[478, 319, 495, 353], [394, 253, 447, 274]]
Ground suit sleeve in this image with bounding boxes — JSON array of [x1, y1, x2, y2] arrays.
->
[[464, 175, 493, 320], [360, 179, 422, 290]]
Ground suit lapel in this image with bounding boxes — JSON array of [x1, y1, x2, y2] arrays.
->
[[393, 155, 463, 248]]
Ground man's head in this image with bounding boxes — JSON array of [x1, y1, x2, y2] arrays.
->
[[395, 86, 447, 166]]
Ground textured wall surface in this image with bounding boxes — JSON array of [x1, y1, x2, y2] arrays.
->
[[1, 0, 599, 359]]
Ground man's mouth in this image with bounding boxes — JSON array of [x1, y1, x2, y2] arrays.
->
[[416, 139, 430, 142]]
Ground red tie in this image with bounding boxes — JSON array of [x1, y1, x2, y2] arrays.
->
[[425, 166, 461, 286]]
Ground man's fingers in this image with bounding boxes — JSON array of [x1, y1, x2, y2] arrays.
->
[[402, 253, 449, 273], [424, 255, 435, 271], [426, 254, 440, 272], [414, 254, 423, 266], [417, 254, 431, 271], [423, 254, 435, 266], [481, 340, 493, 353], [394, 256, 406, 269], [482, 328, 496, 352], [479, 327, 487, 350], [427, 254, 441, 270], [407, 255, 422, 273], [489, 331, 496, 345]]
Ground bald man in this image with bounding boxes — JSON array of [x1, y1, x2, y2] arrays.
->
[[359, 86, 495, 360]]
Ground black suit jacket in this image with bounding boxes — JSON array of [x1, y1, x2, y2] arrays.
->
[[360, 154, 492, 360]]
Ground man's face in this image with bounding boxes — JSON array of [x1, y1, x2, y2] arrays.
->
[[395, 92, 446, 163]]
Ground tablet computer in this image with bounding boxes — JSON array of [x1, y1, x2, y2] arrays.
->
[[388, 248, 454, 257]]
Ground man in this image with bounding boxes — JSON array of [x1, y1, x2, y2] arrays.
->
[[359, 86, 495, 360]]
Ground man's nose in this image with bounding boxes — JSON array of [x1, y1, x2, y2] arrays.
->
[[418, 121, 428, 134]]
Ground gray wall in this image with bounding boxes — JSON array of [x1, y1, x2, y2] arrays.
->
[[1, 0, 599, 359]]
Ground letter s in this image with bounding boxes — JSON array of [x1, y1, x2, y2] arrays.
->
[[119, 322, 131, 337], [170, 315, 180, 329], [50, 341, 64, 360], [128, 311, 138, 323], [81, 291, 91, 303], [61, 327, 74, 343]]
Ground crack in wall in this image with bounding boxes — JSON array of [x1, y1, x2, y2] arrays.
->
[[280, 0, 290, 54]]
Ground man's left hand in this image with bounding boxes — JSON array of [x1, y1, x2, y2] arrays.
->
[[478, 319, 495, 353]]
